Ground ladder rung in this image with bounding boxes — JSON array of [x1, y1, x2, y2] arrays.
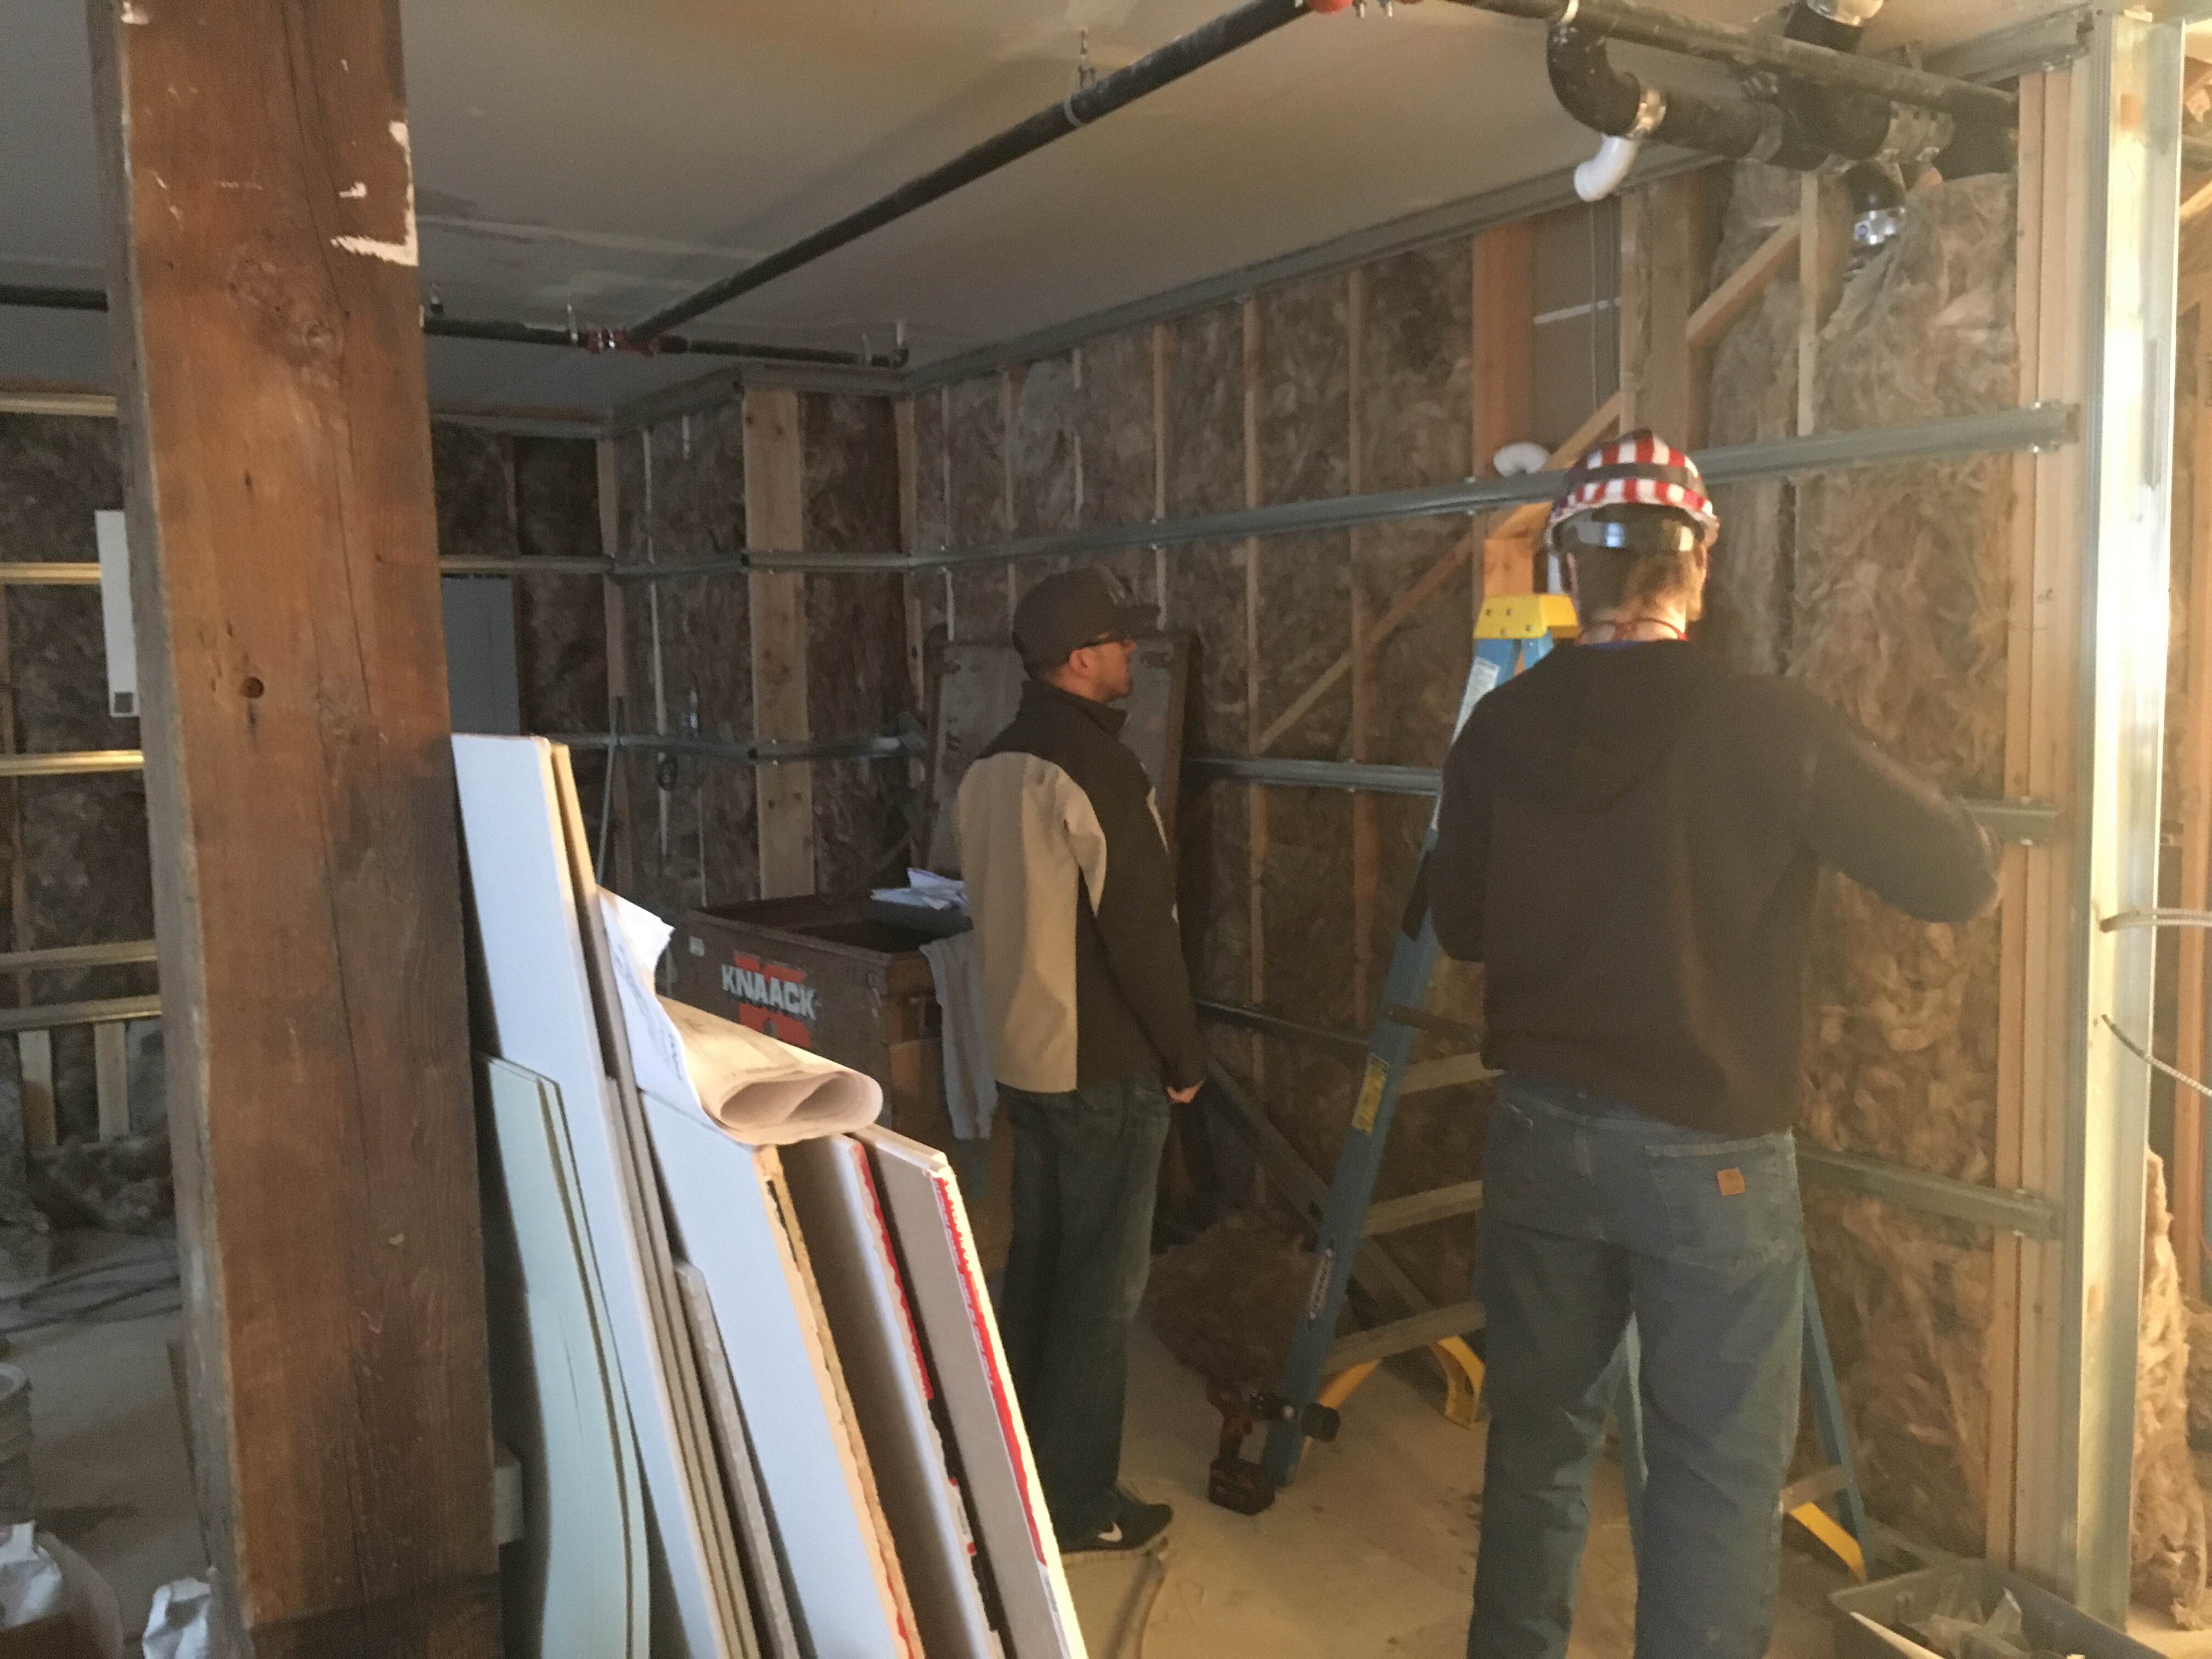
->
[[1402, 1054, 1496, 1094], [1325, 1301, 1486, 1372], [1364, 1180, 1483, 1235], [1779, 1465, 1851, 1514]]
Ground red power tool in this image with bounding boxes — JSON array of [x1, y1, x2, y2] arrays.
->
[[1205, 1383, 1341, 1515]]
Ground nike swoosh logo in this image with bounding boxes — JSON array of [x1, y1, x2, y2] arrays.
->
[[1097, 1524, 1122, 1544]]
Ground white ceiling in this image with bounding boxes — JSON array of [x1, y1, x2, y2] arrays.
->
[[0, 0, 2061, 417]]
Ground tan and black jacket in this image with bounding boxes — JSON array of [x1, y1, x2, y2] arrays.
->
[[955, 679, 1205, 1096]]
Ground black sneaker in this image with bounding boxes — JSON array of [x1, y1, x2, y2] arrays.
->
[[1060, 1493, 1173, 1555]]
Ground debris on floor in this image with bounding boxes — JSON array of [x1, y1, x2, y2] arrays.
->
[[1144, 1210, 1313, 1387], [29, 1135, 171, 1237]]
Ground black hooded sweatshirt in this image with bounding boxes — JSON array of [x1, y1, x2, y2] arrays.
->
[[1428, 640, 1998, 1137]]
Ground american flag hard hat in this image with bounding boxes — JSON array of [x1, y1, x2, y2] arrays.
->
[[1545, 428, 1719, 542]]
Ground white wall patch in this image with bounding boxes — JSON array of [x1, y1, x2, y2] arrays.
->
[[329, 121, 417, 267]]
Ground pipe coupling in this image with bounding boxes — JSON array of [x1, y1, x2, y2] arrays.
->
[[1628, 83, 1666, 139], [1743, 102, 1786, 163]]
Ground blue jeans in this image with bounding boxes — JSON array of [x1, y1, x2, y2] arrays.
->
[[997, 1074, 1171, 1539], [1468, 1074, 1805, 1659]]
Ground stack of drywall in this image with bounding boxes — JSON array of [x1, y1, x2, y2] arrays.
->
[[455, 734, 1086, 1659]]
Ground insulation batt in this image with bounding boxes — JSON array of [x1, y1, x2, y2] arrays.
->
[[2137, 1152, 2212, 1626], [2189, 1297, 2212, 1444], [1144, 1209, 1316, 1389], [1701, 167, 2017, 1556]]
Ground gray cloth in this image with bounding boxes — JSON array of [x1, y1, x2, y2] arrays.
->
[[921, 931, 998, 1142]]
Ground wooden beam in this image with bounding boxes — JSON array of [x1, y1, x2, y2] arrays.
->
[[18, 1032, 52, 1154], [86, 0, 498, 1649], [744, 388, 814, 899], [1618, 175, 1697, 442], [93, 1020, 128, 1142]]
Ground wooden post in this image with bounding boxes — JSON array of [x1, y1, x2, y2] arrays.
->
[[1989, 60, 2089, 1577], [86, 0, 499, 1650], [93, 1021, 128, 1142], [1618, 177, 1696, 442], [744, 388, 814, 899]]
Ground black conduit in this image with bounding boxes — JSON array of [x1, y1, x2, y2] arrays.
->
[[628, 0, 1315, 343]]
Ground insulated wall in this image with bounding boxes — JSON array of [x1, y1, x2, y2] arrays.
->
[[1704, 165, 2019, 1556], [910, 207, 1619, 1311], [603, 393, 907, 922], [0, 414, 154, 1144]]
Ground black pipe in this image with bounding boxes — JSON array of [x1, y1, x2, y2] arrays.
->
[[0, 284, 895, 370], [1438, 0, 2012, 125], [0, 284, 106, 313], [628, 0, 1313, 343], [1777, 1, 1892, 164], [1546, 27, 1793, 166]]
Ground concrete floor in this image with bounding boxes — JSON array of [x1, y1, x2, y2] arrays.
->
[[1102, 1320, 1852, 1659], [10, 1231, 202, 1647]]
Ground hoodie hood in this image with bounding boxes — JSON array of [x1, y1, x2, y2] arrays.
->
[[1482, 641, 1718, 810]]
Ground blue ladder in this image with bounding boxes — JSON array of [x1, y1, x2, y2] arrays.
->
[[1255, 592, 1870, 1582]]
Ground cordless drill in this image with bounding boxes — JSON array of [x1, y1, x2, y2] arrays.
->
[[1205, 1383, 1341, 1515]]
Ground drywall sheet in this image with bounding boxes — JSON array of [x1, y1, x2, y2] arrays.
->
[[551, 751, 762, 1656], [645, 1096, 915, 1659], [924, 635, 1189, 873], [782, 1136, 998, 1657], [675, 1263, 803, 1659], [479, 1055, 646, 1659], [862, 1126, 1085, 1659], [453, 735, 744, 1659]]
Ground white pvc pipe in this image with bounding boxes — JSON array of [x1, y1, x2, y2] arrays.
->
[[1574, 132, 1644, 202]]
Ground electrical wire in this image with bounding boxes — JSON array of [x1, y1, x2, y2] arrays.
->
[[0, 1243, 181, 1337], [2101, 1014, 2212, 1103]]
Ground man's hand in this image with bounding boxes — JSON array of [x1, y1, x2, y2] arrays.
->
[[1167, 1081, 1201, 1104]]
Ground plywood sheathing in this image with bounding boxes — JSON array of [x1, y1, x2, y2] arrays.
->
[[805, 393, 907, 893], [0, 415, 154, 1144], [1783, 174, 2018, 1559], [2137, 1152, 2212, 1626]]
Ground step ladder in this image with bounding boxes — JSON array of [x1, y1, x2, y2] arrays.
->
[[1254, 588, 1872, 1581]]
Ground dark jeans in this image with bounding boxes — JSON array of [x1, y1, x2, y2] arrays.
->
[[997, 1073, 1171, 1539], [1470, 1074, 1805, 1659]]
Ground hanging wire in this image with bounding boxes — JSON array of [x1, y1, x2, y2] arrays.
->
[[2098, 907, 2212, 932], [2102, 1014, 2212, 1103]]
